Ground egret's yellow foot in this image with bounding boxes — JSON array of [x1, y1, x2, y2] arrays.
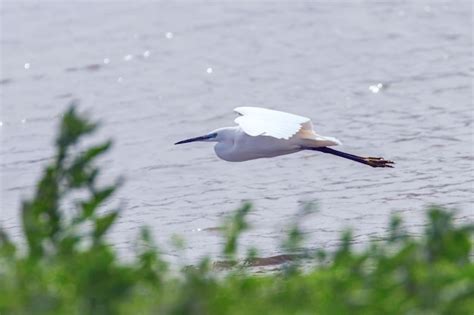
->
[[363, 157, 395, 168]]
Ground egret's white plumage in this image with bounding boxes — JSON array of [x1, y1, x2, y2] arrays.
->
[[175, 107, 393, 168], [234, 107, 342, 146], [234, 107, 310, 139]]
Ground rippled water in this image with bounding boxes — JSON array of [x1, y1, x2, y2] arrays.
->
[[1, 2, 473, 262]]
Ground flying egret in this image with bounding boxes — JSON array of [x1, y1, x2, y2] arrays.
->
[[175, 107, 394, 168]]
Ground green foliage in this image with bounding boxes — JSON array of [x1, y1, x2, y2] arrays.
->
[[0, 105, 473, 315], [222, 202, 251, 260], [0, 105, 160, 315]]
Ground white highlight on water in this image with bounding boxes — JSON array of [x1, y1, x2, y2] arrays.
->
[[369, 83, 383, 93]]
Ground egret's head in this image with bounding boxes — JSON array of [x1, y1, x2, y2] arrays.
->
[[174, 132, 218, 145]]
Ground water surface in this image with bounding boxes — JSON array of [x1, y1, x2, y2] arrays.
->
[[1, 1, 473, 261]]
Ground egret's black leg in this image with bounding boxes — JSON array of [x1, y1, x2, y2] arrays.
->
[[305, 147, 394, 168]]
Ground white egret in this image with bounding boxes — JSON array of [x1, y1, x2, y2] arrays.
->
[[175, 107, 394, 168]]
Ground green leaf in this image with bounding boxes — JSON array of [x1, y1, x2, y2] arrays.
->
[[0, 228, 16, 256], [93, 211, 119, 242], [56, 105, 97, 155], [66, 141, 112, 188], [223, 203, 251, 259], [80, 185, 117, 220]]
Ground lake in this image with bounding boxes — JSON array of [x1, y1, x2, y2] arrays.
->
[[1, 1, 472, 262]]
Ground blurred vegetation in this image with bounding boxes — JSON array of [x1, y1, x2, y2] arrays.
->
[[1, 105, 473, 315]]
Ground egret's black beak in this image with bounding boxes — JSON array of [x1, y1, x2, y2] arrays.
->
[[174, 133, 217, 145]]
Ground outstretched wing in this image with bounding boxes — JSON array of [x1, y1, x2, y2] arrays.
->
[[234, 107, 342, 146], [234, 107, 311, 140]]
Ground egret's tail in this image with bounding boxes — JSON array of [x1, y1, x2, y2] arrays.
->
[[306, 147, 394, 168], [313, 135, 342, 147], [298, 129, 341, 147]]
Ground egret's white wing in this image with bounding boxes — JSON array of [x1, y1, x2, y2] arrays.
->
[[234, 107, 311, 140], [234, 107, 341, 145]]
